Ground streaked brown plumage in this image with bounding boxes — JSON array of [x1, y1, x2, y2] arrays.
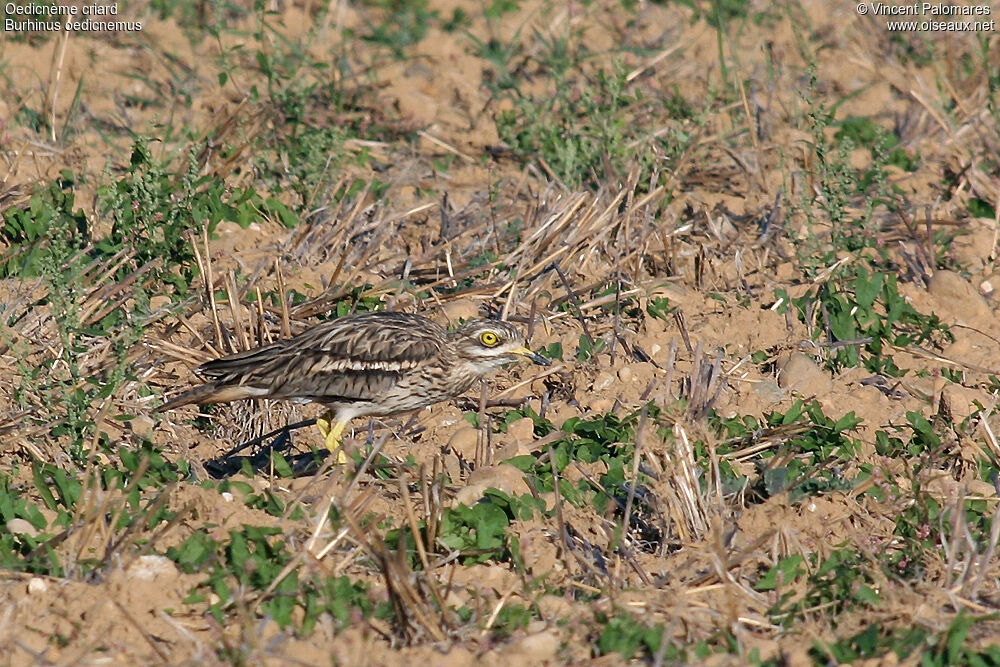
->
[[160, 311, 550, 452]]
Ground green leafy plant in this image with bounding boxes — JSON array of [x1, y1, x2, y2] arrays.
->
[[647, 296, 675, 322], [496, 60, 692, 191], [360, 0, 436, 58], [576, 334, 607, 362], [811, 624, 928, 664], [596, 614, 677, 661], [789, 73, 929, 275], [0, 442, 186, 578], [774, 267, 951, 375], [0, 172, 88, 276], [835, 116, 919, 172], [768, 549, 881, 627], [169, 524, 373, 632], [98, 139, 280, 295], [811, 615, 1000, 666], [713, 400, 862, 499], [391, 489, 542, 566], [1, 175, 154, 459]]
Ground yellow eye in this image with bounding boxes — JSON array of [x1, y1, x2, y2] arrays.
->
[[479, 331, 499, 347]]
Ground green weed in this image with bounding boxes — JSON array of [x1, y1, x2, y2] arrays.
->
[[765, 549, 881, 627], [99, 138, 280, 294], [811, 624, 928, 663], [169, 523, 373, 633], [1, 179, 147, 458], [646, 296, 675, 322], [242, 5, 415, 210], [360, 0, 436, 58], [835, 116, 919, 173], [490, 603, 536, 638], [596, 614, 679, 661], [496, 61, 690, 191], [539, 341, 564, 362], [774, 267, 951, 375], [0, 173, 88, 278], [576, 334, 607, 362], [714, 400, 861, 500], [811, 615, 1000, 666], [0, 442, 186, 577], [0, 472, 61, 574], [389, 488, 542, 567], [668, 0, 756, 29], [789, 73, 934, 275]]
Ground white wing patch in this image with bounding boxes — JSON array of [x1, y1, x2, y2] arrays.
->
[[311, 358, 421, 373]]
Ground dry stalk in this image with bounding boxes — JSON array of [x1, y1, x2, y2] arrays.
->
[[341, 500, 448, 643]]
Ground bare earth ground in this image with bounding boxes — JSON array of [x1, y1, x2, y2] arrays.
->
[[1, 0, 1000, 664]]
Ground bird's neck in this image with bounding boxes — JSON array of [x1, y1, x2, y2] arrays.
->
[[442, 349, 493, 394]]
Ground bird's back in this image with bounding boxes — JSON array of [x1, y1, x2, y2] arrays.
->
[[204, 311, 449, 400], [160, 311, 452, 411]]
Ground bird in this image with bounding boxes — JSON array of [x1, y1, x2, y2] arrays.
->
[[159, 311, 551, 457]]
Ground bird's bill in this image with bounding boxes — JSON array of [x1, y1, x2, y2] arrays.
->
[[512, 346, 552, 366]]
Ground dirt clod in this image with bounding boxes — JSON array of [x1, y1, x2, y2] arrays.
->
[[777, 352, 833, 396]]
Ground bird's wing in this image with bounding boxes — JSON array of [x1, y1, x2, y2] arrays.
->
[[267, 365, 412, 403], [294, 312, 448, 366], [197, 312, 449, 401]]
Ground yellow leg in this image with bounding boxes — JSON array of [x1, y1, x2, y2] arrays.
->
[[316, 411, 349, 464]]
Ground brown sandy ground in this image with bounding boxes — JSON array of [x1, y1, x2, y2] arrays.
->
[[1, 0, 1000, 664]]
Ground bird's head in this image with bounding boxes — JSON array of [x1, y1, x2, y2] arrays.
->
[[452, 319, 552, 374]]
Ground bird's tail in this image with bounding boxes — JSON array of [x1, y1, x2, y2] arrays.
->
[[158, 384, 222, 412], [158, 383, 268, 412]]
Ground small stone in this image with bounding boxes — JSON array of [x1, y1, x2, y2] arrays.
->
[[752, 379, 784, 403], [526, 620, 547, 634], [439, 301, 480, 325], [493, 439, 522, 461], [85, 598, 115, 620], [777, 353, 833, 396], [507, 417, 535, 445], [455, 463, 529, 505], [150, 295, 172, 311], [637, 335, 669, 362], [129, 414, 155, 438], [502, 629, 561, 661], [967, 480, 996, 498], [448, 426, 480, 459], [536, 594, 574, 619], [928, 270, 992, 323], [127, 554, 178, 580], [7, 518, 38, 538], [27, 577, 47, 595], [587, 398, 615, 414], [591, 370, 616, 393]]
